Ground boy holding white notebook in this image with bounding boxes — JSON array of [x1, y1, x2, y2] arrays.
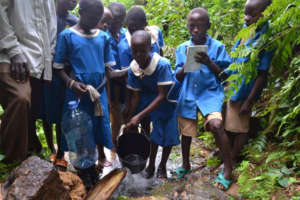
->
[[184, 45, 208, 72], [174, 7, 232, 189]]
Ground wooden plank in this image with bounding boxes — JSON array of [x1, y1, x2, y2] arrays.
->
[[85, 168, 127, 200]]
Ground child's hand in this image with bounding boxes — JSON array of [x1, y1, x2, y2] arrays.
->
[[194, 52, 212, 66], [71, 81, 87, 98], [126, 115, 141, 129], [240, 100, 252, 115]]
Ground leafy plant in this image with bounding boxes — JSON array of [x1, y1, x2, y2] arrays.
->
[[197, 131, 216, 150], [206, 156, 221, 167]]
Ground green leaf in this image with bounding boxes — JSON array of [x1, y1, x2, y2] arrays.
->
[[281, 166, 291, 175], [278, 177, 290, 188], [0, 154, 4, 162]]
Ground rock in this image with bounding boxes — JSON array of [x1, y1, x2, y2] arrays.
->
[[167, 170, 230, 200], [0, 184, 3, 200], [58, 171, 86, 200], [85, 168, 127, 200], [1, 156, 71, 200]]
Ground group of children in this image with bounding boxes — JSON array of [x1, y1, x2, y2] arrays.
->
[[43, 0, 272, 191]]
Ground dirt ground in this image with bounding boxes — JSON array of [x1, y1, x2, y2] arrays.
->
[[58, 171, 87, 200]]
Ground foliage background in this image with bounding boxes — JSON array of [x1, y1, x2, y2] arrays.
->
[[145, 0, 300, 198], [1, 0, 299, 199]]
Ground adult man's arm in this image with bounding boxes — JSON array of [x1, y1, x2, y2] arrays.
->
[[0, 0, 29, 82], [45, 0, 57, 59]]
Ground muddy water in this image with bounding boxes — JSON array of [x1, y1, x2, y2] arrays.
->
[[66, 138, 231, 199], [101, 147, 166, 198], [100, 145, 204, 199]]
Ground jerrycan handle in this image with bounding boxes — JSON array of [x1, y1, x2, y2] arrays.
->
[[121, 124, 150, 140]]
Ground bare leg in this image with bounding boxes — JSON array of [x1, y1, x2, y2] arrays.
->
[[110, 102, 122, 150], [181, 135, 192, 171], [141, 117, 151, 137], [97, 144, 106, 162], [28, 119, 42, 153], [42, 120, 56, 154], [28, 77, 43, 153], [56, 123, 64, 159], [231, 133, 248, 167], [207, 119, 232, 180], [144, 142, 158, 178], [157, 146, 172, 178]]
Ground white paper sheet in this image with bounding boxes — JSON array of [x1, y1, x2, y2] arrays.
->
[[184, 45, 208, 72]]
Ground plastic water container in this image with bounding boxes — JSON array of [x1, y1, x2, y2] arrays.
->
[[62, 101, 98, 169]]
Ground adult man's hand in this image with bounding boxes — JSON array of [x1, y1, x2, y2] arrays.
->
[[10, 54, 29, 83]]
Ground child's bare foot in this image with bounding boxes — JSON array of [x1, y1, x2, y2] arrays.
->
[[98, 159, 112, 168], [217, 161, 236, 173], [214, 168, 232, 191]]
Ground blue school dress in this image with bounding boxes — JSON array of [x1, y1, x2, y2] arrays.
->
[[108, 28, 126, 70], [118, 26, 164, 68], [42, 14, 78, 123], [107, 28, 127, 103], [53, 28, 116, 150], [226, 24, 273, 102], [127, 53, 180, 147], [175, 35, 231, 119]]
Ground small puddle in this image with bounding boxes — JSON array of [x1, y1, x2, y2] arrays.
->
[[64, 137, 210, 199], [100, 144, 204, 199], [100, 147, 177, 198]]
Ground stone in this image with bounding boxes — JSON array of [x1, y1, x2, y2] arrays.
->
[[58, 171, 86, 200], [166, 170, 230, 200], [1, 156, 71, 200]]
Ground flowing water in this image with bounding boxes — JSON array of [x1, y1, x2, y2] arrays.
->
[[101, 147, 181, 198]]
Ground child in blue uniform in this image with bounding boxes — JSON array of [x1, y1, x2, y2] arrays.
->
[[125, 30, 180, 179], [97, 7, 113, 31], [96, 6, 114, 168], [95, 3, 127, 167], [53, 0, 115, 181], [119, 6, 165, 138], [106, 2, 128, 157], [42, 0, 78, 167], [118, 6, 164, 69], [175, 8, 232, 189], [206, 0, 273, 189]]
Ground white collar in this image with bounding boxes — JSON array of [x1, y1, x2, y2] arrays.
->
[[70, 27, 100, 38], [130, 53, 161, 77], [126, 26, 160, 47]]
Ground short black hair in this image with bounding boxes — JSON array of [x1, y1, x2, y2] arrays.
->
[[80, 0, 104, 16], [126, 6, 147, 25], [131, 30, 151, 48], [253, 0, 272, 12], [108, 2, 126, 18], [188, 7, 210, 24]]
